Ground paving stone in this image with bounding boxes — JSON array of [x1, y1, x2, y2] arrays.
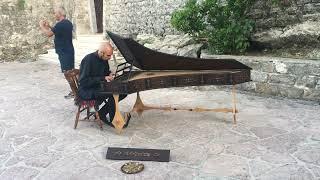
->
[[205, 143, 225, 155], [295, 146, 320, 166], [37, 152, 99, 180], [5, 126, 50, 140], [0, 61, 319, 179], [162, 164, 199, 180], [311, 133, 320, 141], [264, 117, 302, 132], [0, 140, 12, 155], [261, 151, 297, 164], [0, 123, 4, 139], [225, 142, 266, 159], [24, 152, 62, 168], [171, 144, 208, 167], [134, 128, 163, 141], [0, 166, 39, 180], [14, 136, 57, 160], [256, 164, 314, 180], [259, 131, 307, 153], [214, 130, 257, 145], [13, 136, 34, 147], [307, 165, 320, 178], [5, 156, 23, 167], [249, 160, 277, 177], [69, 166, 123, 180], [201, 155, 249, 179], [196, 174, 240, 180], [250, 126, 287, 139], [230, 124, 257, 137], [50, 131, 106, 153], [129, 135, 180, 150], [110, 161, 198, 180], [0, 153, 11, 167], [0, 115, 16, 128]]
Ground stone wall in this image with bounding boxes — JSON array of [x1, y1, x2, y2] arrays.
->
[[0, 0, 97, 62], [251, 0, 320, 51], [135, 34, 202, 58], [251, 0, 320, 31], [104, 0, 320, 36], [0, 0, 49, 62], [104, 0, 320, 58], [104, 0, 187, 36], [201, 53, 320, 101], [0, 0, 77, 62]]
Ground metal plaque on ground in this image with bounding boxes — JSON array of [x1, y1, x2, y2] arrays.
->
[[106, 147, 170, 162]]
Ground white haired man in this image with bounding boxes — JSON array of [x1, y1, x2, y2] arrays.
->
[[78, 42, 131, 128], [39, 6, 75, 99]]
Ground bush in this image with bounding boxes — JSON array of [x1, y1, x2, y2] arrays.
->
[[171, 0, 255, 54], [170, 0, 206, 38], [17, 0, 25, 10]]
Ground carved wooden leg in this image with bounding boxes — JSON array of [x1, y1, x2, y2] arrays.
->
[[74, 105, 81, 129], [94, 106, 103, 130], [132, 92, 145, 116], [112, 94, 125, 132], [232, 85, 237, 124]]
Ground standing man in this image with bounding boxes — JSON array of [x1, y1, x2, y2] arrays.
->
[[39, 6, 75, 99], [78, 42, 131, 128]]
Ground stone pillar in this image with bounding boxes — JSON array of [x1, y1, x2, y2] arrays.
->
[[88, 0, 97, 33]]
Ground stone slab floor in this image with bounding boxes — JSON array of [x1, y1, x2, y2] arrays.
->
[[0, 60, 319, 180]]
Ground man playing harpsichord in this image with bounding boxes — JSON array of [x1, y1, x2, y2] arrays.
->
[[78, 42, 131, 128]]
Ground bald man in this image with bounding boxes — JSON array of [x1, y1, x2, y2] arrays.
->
[[78, 42, 130, 128], [39, 6, 75, 98]]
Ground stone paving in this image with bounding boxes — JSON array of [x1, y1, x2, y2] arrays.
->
[[0, 60, 319, 180]]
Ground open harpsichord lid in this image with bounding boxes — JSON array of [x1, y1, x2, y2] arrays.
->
[[107, 31, 252, 71]]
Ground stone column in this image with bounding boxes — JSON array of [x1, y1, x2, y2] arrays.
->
[[88, 0, 97, 33]]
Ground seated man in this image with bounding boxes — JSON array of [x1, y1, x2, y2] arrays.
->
[[78, 42, 131, 128]]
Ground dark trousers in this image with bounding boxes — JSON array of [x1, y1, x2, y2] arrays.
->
[[57, 50, 75, 72], [95, 94, 127, 123]]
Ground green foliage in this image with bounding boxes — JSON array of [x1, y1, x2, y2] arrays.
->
[[17, 0, 25, 10], [171, 0, 256, 54], [271, 0, 279, 5], [170, 0, 205, 37]]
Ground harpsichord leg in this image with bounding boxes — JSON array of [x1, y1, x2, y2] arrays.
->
[[131, 92, 145, 116], [232, 85, 237, 124], [112, 94, 126, 132]]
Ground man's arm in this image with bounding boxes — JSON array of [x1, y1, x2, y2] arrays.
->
[[39, 20, 54, 37]]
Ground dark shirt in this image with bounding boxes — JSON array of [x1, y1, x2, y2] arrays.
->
[[52, 19, 74, 53], [78, 51, 111, 100]]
